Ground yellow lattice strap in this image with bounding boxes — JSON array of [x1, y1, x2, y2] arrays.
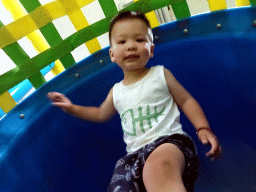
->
[[207, 0, 227, 11], [236, 0, 250, 6], [1, 0, 48, 49], [4, 0, 100, 65], [2, 0, 50, 90], [18, 0, 75, 72], [0, 0, 99, 50], [133, 0, 159, 28], [58, 0, 101, 54], [145, 12, 159, 28], [51, 60, 65, 76], [0, 92, 17, 113]]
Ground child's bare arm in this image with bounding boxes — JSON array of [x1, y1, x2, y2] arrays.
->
[[163, 68, 209, 129], [47, 87, 117, 123], [99, 87, 117, 122], [69, 87, 117, 123], [164, 68, 222, 160]]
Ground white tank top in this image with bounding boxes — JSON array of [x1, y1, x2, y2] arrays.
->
[[113, 65, 184, 154]]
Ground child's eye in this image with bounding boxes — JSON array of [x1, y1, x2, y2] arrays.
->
[[137, 39, 145, 42], [118, 40, 125, 44]]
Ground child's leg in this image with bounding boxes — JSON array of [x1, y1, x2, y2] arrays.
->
[[142, 143, 187, 192]]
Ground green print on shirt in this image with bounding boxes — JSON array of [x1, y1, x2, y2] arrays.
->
[[121, 105, 166, 136]]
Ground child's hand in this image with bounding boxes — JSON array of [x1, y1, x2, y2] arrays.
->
[[47, 92, 73, 113], [197, 129, 222, 161]]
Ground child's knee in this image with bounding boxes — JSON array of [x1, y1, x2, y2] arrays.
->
[[146, 143, 185, 170], [142, 143, 185, 181], [142, 144, 186, 192]]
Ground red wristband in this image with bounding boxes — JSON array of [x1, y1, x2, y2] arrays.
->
[[196, 127, 211, 134]]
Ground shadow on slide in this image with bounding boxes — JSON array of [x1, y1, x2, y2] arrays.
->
[[0, 6, 256, 192]]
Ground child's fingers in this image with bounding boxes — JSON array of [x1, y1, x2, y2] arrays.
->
[[51, 102, 72, 113], [48, 92, 56, 100], [51, 102, 66, 107], [205, 139, 216, 156], [51, 102, 65, 111], [206, 137, 221, 160], [48, 92, 62, 99], [48, 92, 66, 103], [200, 134, 209, 145], [51, 102, 61, 107]]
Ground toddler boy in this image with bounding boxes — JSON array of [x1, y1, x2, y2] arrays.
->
[[48, 11, 221, 192]]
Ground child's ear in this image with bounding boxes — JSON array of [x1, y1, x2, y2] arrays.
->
[[150, 44, 155, 58], [109, 48, 115, 63]]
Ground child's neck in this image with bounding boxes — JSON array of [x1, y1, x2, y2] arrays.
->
[[122, 67, 150, 85]]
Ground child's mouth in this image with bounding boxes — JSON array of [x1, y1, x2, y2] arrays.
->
[[125, 55, 140, 60]]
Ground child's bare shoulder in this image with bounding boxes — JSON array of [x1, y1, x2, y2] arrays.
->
[[163, 67, 191, 107]]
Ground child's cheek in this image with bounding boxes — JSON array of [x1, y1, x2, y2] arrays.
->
[[145, 42, 151, 51], [112, 44, 118, 50], [145, 35, 152, 50]]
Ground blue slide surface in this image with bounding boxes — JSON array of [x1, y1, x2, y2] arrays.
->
[[0, 7, 256, 192]]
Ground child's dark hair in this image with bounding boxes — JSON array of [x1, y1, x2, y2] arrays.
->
[[109, 11, 152, 46]]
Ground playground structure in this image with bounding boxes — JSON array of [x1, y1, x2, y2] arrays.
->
[[0, 0, 256, 191]]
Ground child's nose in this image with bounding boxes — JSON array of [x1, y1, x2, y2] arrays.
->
[[127, 41, 137, 51]]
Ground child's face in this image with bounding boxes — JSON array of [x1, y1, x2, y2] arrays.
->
[[109, 18, 155, 72]]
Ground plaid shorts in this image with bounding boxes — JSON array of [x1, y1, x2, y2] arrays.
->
[[107, 133, 199, 192]]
